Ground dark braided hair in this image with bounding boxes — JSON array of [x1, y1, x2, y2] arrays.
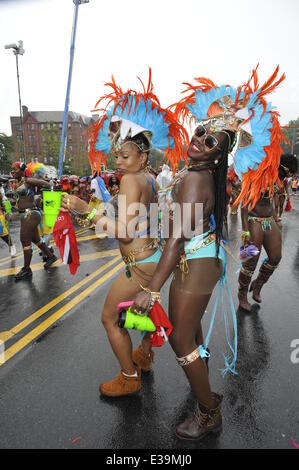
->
[[213, 132, 234, 257], [280, 154, 298, 175], [126, 132, 151, 154]]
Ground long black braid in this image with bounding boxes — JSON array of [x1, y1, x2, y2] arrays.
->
[[213, 133, 233, 257]]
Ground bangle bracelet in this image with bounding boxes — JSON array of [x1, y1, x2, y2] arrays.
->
[[88, 208, 97, 221]]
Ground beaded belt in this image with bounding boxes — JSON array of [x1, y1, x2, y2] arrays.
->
[[248, 216, 274, 231]]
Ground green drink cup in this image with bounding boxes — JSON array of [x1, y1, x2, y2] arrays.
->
[[42, 189, 62, 228], [3, 200, 12, 214], [118, 307, 156, 332]]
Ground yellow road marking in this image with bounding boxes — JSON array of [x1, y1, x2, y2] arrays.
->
[[0, 255, 122, 343], [0, 249, 120, 277], [76, 234, 108, 242], [1, 261, 124, 365], [0, 331, 14, 342], [0, 227, 92, 267]]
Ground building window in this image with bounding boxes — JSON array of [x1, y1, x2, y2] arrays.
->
[[68, 134, 72, 141], [47, 124, 51, 130], [31, 124, 35, 130], [59, 123, 62, 129], [41, 124, 44, 130], [69, 145, 73, 151], [68, 123, 71, 129]]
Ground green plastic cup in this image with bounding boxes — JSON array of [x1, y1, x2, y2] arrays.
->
[[118, 307, 156, 332], [42, 189, 62, 228], [3, 200, 12, 214]]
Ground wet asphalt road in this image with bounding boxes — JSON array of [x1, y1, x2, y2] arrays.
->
[[0, 198, 298, 449]]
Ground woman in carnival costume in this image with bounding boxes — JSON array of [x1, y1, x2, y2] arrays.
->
[[227, 168, 242, 215], [0, 192, 16, 256], [231, 68, 297, 312], [10, 161, 57, 280], [61, 70, 188, 397], [273, 154, 294, 224], [134, 67, 288, 440], [239, 152, 298, 312]]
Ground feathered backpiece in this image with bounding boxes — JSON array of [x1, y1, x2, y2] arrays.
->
[[87, 69, 189, 174], [24, 162, 46, 178], [173, 66, 286, 208]]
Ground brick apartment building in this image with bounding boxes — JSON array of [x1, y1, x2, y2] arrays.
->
[[10, 106, 98, 174]]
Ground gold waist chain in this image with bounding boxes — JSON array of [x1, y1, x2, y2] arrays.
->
[[123, 238, 161, 279]]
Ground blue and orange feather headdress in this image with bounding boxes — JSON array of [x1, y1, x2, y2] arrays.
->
[[87, 69, 189, 174], [172, 65, 286, 208]]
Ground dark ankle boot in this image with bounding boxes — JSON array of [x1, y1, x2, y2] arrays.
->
[[14, 267, 32, 281], [44, 254, 57, 269], [249, 261, 278, 303], [176, 393, 223, 441], [238, 270, 253, 312]]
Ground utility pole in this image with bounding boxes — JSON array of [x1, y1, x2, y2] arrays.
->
[[4, 40, 26, 163], [58, 0, 90, 177]]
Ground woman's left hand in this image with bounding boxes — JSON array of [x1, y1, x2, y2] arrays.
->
[[133, 291, 151, 316], [60, 194, 90, 214]]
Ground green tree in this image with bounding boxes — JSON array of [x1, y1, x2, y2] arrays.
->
[[41, 121, 61, 167], [281, 117, 299, 156], [149, 148, 164, 171], [63, 160, 76, 176], [74, 144, 90, 176], [0, 133, 15, 174], [106, 153, 117, 171]]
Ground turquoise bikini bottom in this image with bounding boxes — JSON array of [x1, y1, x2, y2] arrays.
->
[[184, 231, 227, 274], [135, 248, 162, 265]]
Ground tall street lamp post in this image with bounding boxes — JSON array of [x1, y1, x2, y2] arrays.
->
[[4, 40, 26, 163], [58, 0, 89, 178]]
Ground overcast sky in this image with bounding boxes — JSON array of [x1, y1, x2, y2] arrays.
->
[[0, 0, 298, 136]]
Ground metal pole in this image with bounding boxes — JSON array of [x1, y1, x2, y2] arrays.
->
[[58, 0, 80, 177], [15, 53, 26, 163]]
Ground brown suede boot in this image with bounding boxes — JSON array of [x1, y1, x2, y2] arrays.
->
[[132, 345, 155, 372], [250, 261, 278, 303], [99, 367, 141, 397], [176, 393, 223, 441], [238, 270, 253, 312]]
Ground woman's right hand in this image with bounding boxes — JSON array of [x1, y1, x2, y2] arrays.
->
[[60, 194, 90, 214], [241, 230, 251, 246]]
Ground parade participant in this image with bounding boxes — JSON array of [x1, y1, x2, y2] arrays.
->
[[61, 70, 188, 397], [60, 176, 72, 194], [228, 168, 241, 215], [108, 174, 120, 197], [0, 193, 16, 256], [239, 153, 298, 311], [10, 162, 57, 280], [134, 66, 286, 440], [292, 177, 298, 194], [273, 172, 290, 226]]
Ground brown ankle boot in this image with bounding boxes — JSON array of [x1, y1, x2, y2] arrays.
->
[[238, 271, 253, 312], [99, 367, 141, 397], [132, 345, 155, 372], [249, 261, 278, 303], [176, 393, 223, 441]]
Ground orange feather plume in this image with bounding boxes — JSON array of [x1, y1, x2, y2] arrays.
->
[[87, 69, 189, 175]]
